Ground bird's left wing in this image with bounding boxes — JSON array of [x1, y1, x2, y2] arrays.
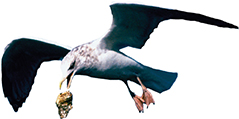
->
[[100, 3, 238, 51], [2, 38, 70, 112]]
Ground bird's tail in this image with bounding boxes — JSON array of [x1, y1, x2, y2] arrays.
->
[[136, 66, 178, 93]]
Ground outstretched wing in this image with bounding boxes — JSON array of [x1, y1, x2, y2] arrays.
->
[[2, 38, 70, 112], [100, 3, 238, 51]]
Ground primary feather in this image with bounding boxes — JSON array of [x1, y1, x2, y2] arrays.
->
[[2, 38, 70, 111], [101, 4, 238, 51]]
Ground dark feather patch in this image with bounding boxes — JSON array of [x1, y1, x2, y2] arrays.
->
[[1, 38, 70, 112], [101, 4, 238, 51]]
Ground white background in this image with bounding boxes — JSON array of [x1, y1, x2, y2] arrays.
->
[[0, 0, 238, 119]]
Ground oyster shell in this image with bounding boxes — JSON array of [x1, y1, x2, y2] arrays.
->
[[56, 91, 73, 119]]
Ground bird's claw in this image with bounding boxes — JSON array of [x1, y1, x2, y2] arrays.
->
[[134, 77, 155, 112], [142, 88, 155, 108], [133, 89, 155, 113], [133, 95, 145, 113]]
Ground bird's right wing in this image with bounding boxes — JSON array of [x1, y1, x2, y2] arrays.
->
[[100, 3, 238, 51], [2, 38, 70, 112]]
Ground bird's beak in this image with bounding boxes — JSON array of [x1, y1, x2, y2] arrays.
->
[[59, 70, 76, 90]]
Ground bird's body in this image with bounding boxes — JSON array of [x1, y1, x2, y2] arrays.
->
[[62, 39, 177, 93], [1, 3, 238, 113], [67, 40, 141, 80]]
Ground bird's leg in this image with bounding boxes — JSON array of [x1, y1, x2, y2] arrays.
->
[[137, 77, 155, 108], [124, 81, 145, 113]]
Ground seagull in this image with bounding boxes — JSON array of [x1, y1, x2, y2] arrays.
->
[[2, 3, 238, 113]]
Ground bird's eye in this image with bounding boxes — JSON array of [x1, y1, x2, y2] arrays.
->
[[68, 61, 75, 70]]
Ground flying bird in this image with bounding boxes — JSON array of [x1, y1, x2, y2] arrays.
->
[[2, 3, 238, 113]]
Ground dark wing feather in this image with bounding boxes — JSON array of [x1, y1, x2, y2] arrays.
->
[[2, 38, 70, 112], [100, 3, 238, 51]]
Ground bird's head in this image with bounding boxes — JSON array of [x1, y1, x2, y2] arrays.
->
[[60, 49, 79, 89], [59, 44, 98, 89]]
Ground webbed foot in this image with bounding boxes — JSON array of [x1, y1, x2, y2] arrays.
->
[[133, 95, 145, 113]]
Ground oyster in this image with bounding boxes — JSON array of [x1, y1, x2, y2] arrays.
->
[[56, 91, 73, 119]]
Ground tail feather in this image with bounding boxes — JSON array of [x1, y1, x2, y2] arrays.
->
[[137, 66, 177, 93]]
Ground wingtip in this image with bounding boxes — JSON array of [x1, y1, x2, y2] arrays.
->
[[13, 105, 19, 112], [10, 102, 21, 112], [229, 24, 239, 29], [7, 97, 25, 112], [222, 22, 238, 29]]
